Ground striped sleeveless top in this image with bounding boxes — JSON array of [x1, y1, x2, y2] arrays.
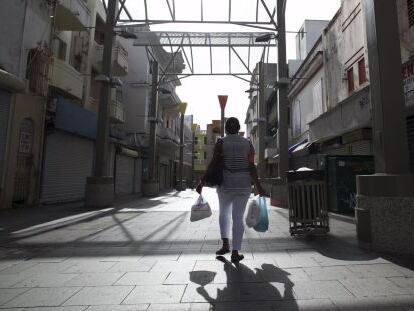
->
[[220, 134, 253, 192]]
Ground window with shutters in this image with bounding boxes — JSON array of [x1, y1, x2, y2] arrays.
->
[[347, 67, 355, 94], [408, 0, 414, 27], [358, 58, 367, 85]]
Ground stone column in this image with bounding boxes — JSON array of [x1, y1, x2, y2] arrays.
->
[[270, 0, 289, 207], [356, 0, 414, 255], [142, 60, 160, 196], [258, 62, 266, 179], [85, 0, 117, 208]]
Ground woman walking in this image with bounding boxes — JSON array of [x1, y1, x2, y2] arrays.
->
[[197, 117, 265, 262]]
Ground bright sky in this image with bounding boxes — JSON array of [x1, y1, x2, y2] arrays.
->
[[139, 0, 341, 132]]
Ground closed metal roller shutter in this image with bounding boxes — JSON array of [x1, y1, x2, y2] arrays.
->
[[41, 131, 94, 203], [351, 140, 372, 155], [408, 115, 414, 173], [0, 91, 11, 183], [115, 154, 134, 195]]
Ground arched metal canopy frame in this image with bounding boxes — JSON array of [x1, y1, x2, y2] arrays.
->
[[101, 0, 282, 86]]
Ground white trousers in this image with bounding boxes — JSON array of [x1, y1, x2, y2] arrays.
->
[[217, 190, 251, 251]]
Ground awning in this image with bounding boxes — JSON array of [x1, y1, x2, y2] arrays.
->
[[288, 139, 308, 154]]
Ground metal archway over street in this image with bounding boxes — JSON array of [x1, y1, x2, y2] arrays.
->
[[104, 0, 282, 83]]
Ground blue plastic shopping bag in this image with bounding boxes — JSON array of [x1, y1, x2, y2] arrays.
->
[[254, 196, 269, 232]]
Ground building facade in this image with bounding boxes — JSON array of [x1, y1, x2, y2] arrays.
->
[[287, 0, 414, 172], [193, 125, 208, 181], [0, 0, 192, 208]]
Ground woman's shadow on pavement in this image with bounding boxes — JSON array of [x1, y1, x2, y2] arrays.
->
[[191, 256, 299, 310]]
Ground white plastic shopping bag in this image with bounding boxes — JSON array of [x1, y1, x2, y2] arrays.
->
[[245, 196, 261, 228], [190, 195, 212, 222]]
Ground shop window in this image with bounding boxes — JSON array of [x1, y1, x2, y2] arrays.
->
[[358, 58, 367, 85], [408, 0, 414, 27], [347, 67, 355, 94]]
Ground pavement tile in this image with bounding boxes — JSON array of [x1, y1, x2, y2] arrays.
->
[[274, 255, 320, 269], [63, 286, 134, 306], [147, 303, 212, 311], [4, 287, 81, 308], [21, 262, 77, 275], [272, 299, 336, 311], [215, 302, 275, 311], [290, 280, 353, 300], [0, 262, 40, 275], [0, 259, 25, 272], [21, 307, 87, 311], [63, 261, 116, 273], [140, 253, 181, 261], [0, 288, 29, 305], [115, 271, 169, 285], [164, 269, 196, 284], [98, 247, 144, 262], [123, 285, 186, 304], [331, 296, 409, 311], [108, 261, 156, 272], [192, 261, 263, 284], [340, 277, 410, 297], [303, 266, 358, 281], [256, 266, 310, 282], [64, 272, 125, 286], [389, 277, 414, 293], [240, 282, 291, 301], [0, 273, 34, 288], [150, 260, 196, 272], [347, 264, 406, 278], [392, 265, 414, 277], [181, 283, 239, 303], [85, 305, 149, 311], [13, 272, 77, 288], [311, 255, 389, 267]]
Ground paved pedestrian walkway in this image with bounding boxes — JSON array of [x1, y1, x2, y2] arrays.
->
[[0, 188, 413, 310]]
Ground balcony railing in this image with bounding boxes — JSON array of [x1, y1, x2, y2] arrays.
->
[[55, 0, 90, 31], [49, 58, 84, 99], [110, 99, 125, 124], [158, 127, 180, 144], [89, 91, 125, 124], [93, 40, 128, 76], [26, 47, 52, 97]]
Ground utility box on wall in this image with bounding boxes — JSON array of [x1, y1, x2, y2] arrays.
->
[[320, 155, 375, 213]]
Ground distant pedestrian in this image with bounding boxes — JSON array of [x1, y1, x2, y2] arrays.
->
[[197, 117, 265, 262]]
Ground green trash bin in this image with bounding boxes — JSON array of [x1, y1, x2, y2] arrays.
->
[[323, 155, 374, 214]]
